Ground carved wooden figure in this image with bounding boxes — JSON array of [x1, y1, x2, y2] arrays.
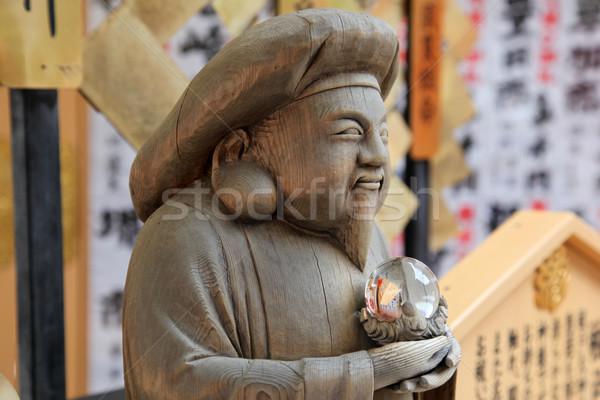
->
[[124, 8, 459, 399]]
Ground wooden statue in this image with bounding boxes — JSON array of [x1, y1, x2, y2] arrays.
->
[[123, 8, 460, 399]]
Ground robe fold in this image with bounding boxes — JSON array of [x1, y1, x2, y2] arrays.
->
[[123, 188, 405, 399]]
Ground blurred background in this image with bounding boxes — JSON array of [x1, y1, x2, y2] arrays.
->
[[1, 0, 600, 397]]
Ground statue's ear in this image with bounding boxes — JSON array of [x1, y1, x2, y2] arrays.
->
[[212, 129, 251, 168], [211, 129, 277, 221]]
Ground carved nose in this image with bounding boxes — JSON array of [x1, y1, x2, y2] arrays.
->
[[358, 132, 387, 167]]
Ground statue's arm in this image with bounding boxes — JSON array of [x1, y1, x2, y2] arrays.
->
[[157, 340, 448, 399], [122, 213, 374, 399], [122, 211, 449, 399], [170, 351, 374, 399]]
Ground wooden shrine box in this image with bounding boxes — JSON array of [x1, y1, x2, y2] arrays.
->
[[441, 211, 600, 400]]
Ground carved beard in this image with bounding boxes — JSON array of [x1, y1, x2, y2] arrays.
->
[[331, 217, 375, 272], [329, 190, 381, 271]]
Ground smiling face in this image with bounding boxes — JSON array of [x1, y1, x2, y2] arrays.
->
[[249, 86, 391, 268]]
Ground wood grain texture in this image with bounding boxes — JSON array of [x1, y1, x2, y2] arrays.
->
[[442, 211, 600, 400], [124, 189, 453, 398], [441, 211, 600, 340], [129, 8, 400, 222], [123, 188, 387, 398], [124, 9, 456, 399]]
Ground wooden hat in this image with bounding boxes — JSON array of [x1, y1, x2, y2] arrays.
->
[[130, 8, 400, 222]]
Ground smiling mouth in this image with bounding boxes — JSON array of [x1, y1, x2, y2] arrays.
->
[[354, 176, 383, 190]]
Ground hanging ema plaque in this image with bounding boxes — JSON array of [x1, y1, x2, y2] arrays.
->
[[441, 211, 600, 400]]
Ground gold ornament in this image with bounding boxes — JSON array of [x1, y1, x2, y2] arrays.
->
[[535, 246, 570, 311]]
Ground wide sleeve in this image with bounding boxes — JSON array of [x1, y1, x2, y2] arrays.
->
[[122, 205, 375, 400]]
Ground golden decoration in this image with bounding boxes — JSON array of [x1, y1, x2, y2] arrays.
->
[[535, 246, 570, 311]]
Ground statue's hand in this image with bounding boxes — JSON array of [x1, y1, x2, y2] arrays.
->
[[367, 335, 451, 390], [391, 327, 461, 393], [360, 296, 449, 345]]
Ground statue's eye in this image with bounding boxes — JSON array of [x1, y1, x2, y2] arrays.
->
[[336, 127, 362, 136], [330, 118, 364, 137]]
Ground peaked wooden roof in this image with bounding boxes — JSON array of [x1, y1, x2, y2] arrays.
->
[[440, 210, 600, 340]]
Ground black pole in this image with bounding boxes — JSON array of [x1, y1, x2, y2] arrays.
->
[[404, 159, 432, 266], [10, 89, 66, 400]]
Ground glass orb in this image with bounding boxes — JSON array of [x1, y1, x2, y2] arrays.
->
[[364, 257, 440, 321]]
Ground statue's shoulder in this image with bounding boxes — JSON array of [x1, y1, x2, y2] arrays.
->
[[129, 188, 242, 273], [138, 195, 207, 239], [137, 187, 237, 236]]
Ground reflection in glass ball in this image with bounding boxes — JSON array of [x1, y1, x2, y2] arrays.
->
[[364, 257, 440, 321]]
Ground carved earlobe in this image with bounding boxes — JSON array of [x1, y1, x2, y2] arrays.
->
[[211, 130, 277, 220]]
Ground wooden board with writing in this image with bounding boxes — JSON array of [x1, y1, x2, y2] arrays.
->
[[0, 1, 82, 88], [408, 0, 443, 160], [441, 211, 600, 400]]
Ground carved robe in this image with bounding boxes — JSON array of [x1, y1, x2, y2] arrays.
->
[[123, 188, 404, 399]]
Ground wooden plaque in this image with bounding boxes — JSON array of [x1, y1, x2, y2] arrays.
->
[[0, 0, 82, 88], [408, 0, 443, 160], [441, 211, 600, 400]]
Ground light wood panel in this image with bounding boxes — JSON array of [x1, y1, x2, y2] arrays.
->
[[59, 88, 89, 398], [441, 211, 600, 399]]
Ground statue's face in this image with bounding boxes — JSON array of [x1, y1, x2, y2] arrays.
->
[[253, 86, 391, 233]]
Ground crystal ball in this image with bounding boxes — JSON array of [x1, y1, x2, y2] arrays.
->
[[364, 257, 440, 321]]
